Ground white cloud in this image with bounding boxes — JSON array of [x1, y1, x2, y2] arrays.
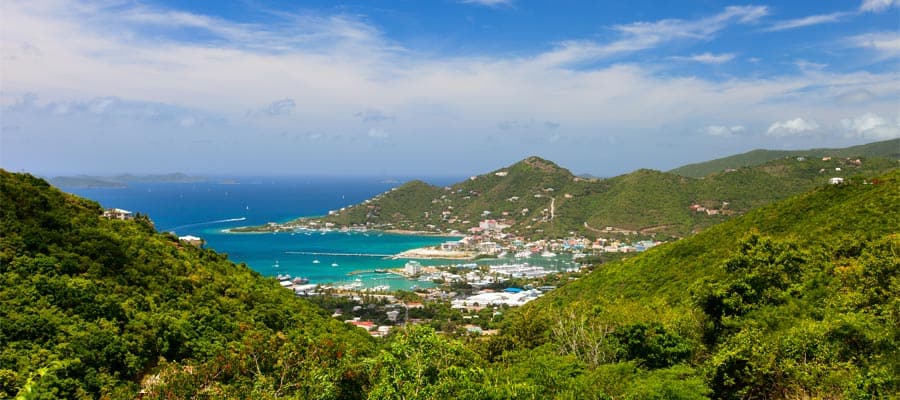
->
[[460, 0, 513, 7], [674, 52, 735, 64], [367, 128, 389, 138], [703, 125, 745, 137], [764, 12, 847, 32], [2, 0, 899, 175], [860, 0, 899, 12], [766, 118, 819, 137], [841, 112, 900, 139], [355, 109, 395, 123], [247, 98, 296, 117], [848, 32, 900, 58], [834, 89, 876, 104], [534, 6, 767, 67]]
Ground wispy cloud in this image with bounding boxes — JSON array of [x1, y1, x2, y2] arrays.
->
[[2, 0, 898, 175], [460, 0, 514, 7], [247, 98, 296, 117], [673, 52, 735, 64], [860, 0, 899, 12], [702, 125, 745, 137], [355, 109, 396, 123], [847, 32, 900, 58], [534, 6, 767, 67], [764, 12, 848, 32]]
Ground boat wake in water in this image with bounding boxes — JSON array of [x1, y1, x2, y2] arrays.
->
[[166, 217, 246, 231]]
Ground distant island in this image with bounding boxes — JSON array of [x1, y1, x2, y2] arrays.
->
[[49, 172, 206, 188]]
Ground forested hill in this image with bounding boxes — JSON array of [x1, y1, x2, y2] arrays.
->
[[0, 171, 374, 398], [495, 170, 900, 398], [668, 138, 900, 178], [313, 149, 897, 237]]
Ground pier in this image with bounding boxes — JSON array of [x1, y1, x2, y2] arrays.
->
[[284, 251, 394, 258]]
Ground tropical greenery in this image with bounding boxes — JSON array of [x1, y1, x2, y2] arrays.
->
[[497, 169, 900, 398], [315, 146, 896, 237], [2, 165, 898, 398], [0, 171, 373, 398], [668, 137, 899, 178]]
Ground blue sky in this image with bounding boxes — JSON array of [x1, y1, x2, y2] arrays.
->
[[1, 0, 898, 177]]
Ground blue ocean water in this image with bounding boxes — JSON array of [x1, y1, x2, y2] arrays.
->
[[65, 176, 460, 289]]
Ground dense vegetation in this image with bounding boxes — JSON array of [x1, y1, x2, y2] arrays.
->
[[317, 146, 896, 237], [0, 171, 374, 398], [496, 169, 900, 398], [669, 138, 899, 178], [2, 166, 898, 398]]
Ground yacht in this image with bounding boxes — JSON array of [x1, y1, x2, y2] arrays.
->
[[541, 251, 557, 258], [331, 262, 339, 267], [312, 259, 320, 264], [514, 250, 532, 258]]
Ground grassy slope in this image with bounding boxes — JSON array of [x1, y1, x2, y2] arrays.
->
[[669, 138, 899, 178]]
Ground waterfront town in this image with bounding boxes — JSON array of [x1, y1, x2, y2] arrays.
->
[[267, 217, 663, 338]]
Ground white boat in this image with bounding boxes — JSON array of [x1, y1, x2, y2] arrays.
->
[[541, 251, 556, 258], [312, 259, 320, 264], [514, 250, 532, 258], [331, 263, 339, 267]]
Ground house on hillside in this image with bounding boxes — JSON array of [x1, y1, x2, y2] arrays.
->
[[829, 177, 844, 185], [102, 208, 134, 220], [179, 235, 205, 247]]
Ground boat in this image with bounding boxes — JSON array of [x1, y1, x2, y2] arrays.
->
[[541, 251, 556, 258], [331, 263, 339, 267], [292, 277, 309, 284], [374, 268, 389, 273], [514, 250, 532, 258], [312, 259, 320, 264]]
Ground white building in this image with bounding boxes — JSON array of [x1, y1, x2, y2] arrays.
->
[[829, 177, 844, 185], [102, 208, 134, 220], [404, 261, 422, 276]]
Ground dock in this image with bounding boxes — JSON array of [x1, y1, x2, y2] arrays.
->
[[284, 251, 395, 258]]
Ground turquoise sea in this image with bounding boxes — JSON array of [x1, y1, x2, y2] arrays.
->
[[65, 177, 461, 289], [65, 176, 577, 290]]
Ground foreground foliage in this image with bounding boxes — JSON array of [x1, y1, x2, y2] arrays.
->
[[499, 170, 899, 398], [0, 171, 373, 398], [2, 169, 898, 398]]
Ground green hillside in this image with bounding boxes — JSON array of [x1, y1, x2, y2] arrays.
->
[[0, 171, 374, 398], [2, 168, 898, 399], [310, 151, 896, 237], [669, 138, 900, 178], [494, 170, 900, 398]]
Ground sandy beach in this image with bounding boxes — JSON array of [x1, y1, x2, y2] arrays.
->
[[392, 247, 475, 259]]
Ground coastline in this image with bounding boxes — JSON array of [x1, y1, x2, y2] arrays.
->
[[392, 247, 475, 260], [224, 225, 461, 238]]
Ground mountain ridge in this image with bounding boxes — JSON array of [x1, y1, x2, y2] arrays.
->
[[298, 141, 897, 237], [668, 138, 899, 178]]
